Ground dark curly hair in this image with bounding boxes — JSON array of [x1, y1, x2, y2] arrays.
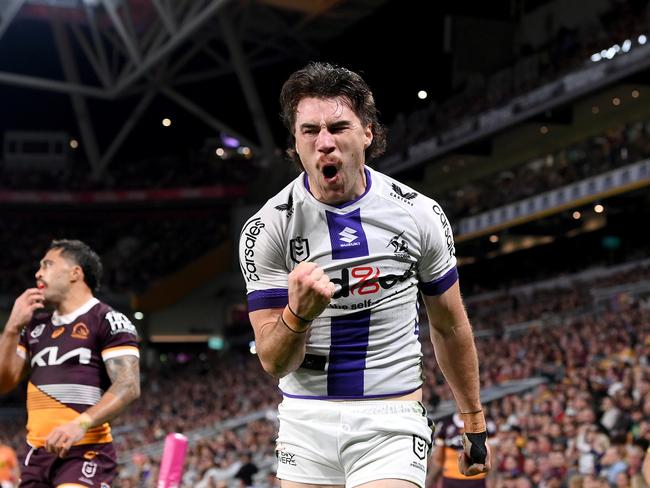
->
[[49, 239, 103, 292], [279, 62, 387, 170]]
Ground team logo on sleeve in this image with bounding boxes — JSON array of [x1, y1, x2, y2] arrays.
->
[[105, 311, 138, 336], [386, 231, 409, 258], [289, 236, 310, 263]]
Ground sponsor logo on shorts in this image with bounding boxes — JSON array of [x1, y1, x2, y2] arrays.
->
[[72, 323, 90, 340], [410, 460, 426, 472], [413, 435, 427, 461], [276, 445, 297, 466], [84, 450, 99, 460], [82, 460, 97, 478]]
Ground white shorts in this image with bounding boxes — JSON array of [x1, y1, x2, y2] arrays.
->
[[275, 397, 433, 487]]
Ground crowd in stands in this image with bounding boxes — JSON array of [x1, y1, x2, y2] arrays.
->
[[438, 119, 650, 221], [0, 208, 228, 296], [384, 0, 650, 162], [0, 146, 253, 192], [1, 257, 648, 487]]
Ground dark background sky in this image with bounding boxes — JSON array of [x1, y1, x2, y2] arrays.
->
[[0, 0, 531, 167]]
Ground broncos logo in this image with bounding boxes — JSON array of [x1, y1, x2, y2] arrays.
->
[[391, 183, 417, 200]]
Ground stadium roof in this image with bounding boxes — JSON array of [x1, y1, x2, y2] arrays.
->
[[0, 0, 519, 179]]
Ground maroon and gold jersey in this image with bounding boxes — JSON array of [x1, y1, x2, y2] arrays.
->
[[16, 298, 139, 448]]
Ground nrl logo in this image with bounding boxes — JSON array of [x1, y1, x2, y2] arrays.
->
[[274, 194, 294, 218], [289, 236, 310, 263], [31, 324, 46, 339], [81, 460, 97, 478], [390, 183, 417, 205]]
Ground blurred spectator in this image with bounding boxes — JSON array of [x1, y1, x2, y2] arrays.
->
[[0, 439, 18, 488]]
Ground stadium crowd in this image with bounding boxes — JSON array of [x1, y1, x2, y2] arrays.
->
[[384, 0, 650, 161], [0, 147, 253, 192], [0, 209, 228, 296], [1, 257, 648, 487], [438, 120, 650, 221]]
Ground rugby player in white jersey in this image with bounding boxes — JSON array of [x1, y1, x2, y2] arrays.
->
[[239, 62, 491, 488]]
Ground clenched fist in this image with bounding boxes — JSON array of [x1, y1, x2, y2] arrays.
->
[[287, 262, 335, 322]]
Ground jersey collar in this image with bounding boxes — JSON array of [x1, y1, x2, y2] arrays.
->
[[51, 297, 100, 326], [302, 167, 373, 209]]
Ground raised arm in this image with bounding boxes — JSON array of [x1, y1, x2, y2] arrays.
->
[[249, 261, 334, 378], [0, 288, 43, 393]]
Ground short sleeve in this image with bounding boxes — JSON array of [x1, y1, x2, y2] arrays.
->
[[17, 328, 28, 360], [239, 213, 289, 312], [417, 201, 458, 296], [99, 309, 140, 362]]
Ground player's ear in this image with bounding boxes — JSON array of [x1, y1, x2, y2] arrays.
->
[[71, 265, 84, 284], [363, 124, 373, 149]]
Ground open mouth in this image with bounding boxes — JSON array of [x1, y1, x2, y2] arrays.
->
[[322, 165, 338, 180]]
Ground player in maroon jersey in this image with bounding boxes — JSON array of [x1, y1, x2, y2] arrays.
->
[[0, 240, 140, 488]]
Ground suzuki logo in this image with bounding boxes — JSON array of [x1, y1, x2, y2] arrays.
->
[[339, 227, 358, 244]]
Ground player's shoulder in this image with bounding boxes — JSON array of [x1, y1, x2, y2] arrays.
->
[[23, 310, 54, 339], [240, 173, 306, 242], [370, 167, 442, 220], [94, 301, 138, 336]]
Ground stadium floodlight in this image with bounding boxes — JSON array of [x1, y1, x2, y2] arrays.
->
[[418, 90, 428, 100], [606, 47, 617, 59], [591, 53, 602, 62], [639, 34, 647, 45], [622, 39, 632, 52], [134, 311, 144, 320]]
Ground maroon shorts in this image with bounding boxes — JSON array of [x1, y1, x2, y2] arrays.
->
[[19, 442, 117, 488]]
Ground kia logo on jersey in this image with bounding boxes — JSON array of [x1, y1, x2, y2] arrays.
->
[[289, 237, 310, 263]]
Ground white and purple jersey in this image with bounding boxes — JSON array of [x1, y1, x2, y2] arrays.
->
[[239, 166, 457, 399]]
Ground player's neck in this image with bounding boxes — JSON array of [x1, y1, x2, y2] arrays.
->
[[56, 288, 94, 315]]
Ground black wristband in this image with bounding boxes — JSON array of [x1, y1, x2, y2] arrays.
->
[[287, 303, 312, 323], [464, 431, 488, 465], [280, 315, 308, 334]]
